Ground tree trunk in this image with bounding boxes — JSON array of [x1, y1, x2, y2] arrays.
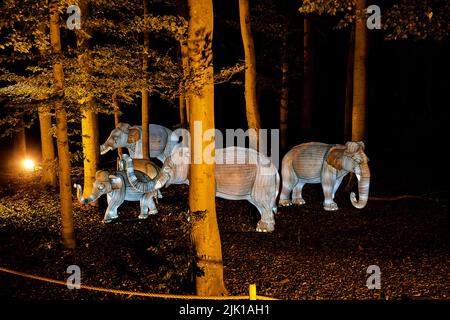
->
[[344, 26, 355, 141], [112, 93, 123, 156], [187, 0, 227, 296], [178, 0, 190, 129], [279, 22, 289, 153], [239, 0, 260, 150], [37, 23, 57, 186], [301, 17, 314, 136], [50, 2, 75, 249], [352, 0, 368, 142], [38, 105, 57, 186], [77, 0, 99, 205], [14, 114, 27, 161], [141, 0, 151, 160]]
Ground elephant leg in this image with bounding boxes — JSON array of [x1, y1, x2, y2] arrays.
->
[[103, 192, 124, 223], [292, 181, 306, 205], [139, 193, 158, 219], [279, 172, 296, 207], [249, 199, 275, 233], [321, 170, 338, 211]]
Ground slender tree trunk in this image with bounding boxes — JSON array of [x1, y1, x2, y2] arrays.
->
[[187, 0, 227, 296], [14, 114, 27, 160], [141, 0, 151, 160], [38, 105, 57, 186], [77, 0, 99, 204], [301, 17, 314, 136], [50, 2, 75, 249], [37, 23, 57, 186], [239, 0, 260, 150], [112, 93, 123, 156], [344, 26, 355, 142], [352, 0, 368, 142], [178, 0, 190, 129], [279, 22, 289, 153]]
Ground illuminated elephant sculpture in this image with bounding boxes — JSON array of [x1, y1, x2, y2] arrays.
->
[[100, 123, 179, 162], [121, 145, 280, 232], [279, 141, 370, 211], [74, 163, 159, 223]]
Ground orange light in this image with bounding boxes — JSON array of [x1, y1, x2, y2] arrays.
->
[[22, 159, 35, 171]]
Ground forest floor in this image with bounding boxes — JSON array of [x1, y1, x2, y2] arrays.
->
[[0, 170, 449, 300]]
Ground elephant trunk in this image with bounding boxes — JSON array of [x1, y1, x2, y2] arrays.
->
[[74, 184, 100, 204], [154, 171, 169, 190], [100, 143, 112, 155], [350, 162, 370, 209], [122, 154, 156, 193]]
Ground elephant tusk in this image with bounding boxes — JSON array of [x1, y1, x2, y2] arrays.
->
[[356, 174, 361, 181]]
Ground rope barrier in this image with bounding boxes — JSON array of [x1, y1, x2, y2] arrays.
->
[[0, 266, 277, 300]]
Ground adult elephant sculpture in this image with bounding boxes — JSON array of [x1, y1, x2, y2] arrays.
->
[[100, 123, 178, 162], [121, 146, 280, 232], [279, 141, 370, 211], [74, 168, 158, 223]]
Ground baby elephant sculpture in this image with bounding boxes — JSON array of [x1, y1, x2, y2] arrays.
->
[[100, 123, 178, 162], [74, 169, 158, 223], [122, 146, 280, 232], [279, 141, 370, 211]]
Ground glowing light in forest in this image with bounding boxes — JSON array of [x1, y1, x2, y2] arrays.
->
[[22, 159, 35, 171]]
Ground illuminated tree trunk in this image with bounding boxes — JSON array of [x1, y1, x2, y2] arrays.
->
[[50, 2, 75, 249], [37, 23, 57, 186], [38, 105, 57, 186], [112, 93, 123, 156], [344, 26, 355, 141], [187, 0, 227, 296], [280, 22, 289, 152], [14, 114, 27, 161], [77, 0, 99, 204], [141, 0, 151, 160], [301, 17, 314, 135], [178, 0, 190, 129], [352, 0, 368, 142], [239, 0, 260, 150]]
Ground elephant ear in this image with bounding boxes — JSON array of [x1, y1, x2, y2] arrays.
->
[[117, 122, 130, 133], [326, 146, 345, 170], [109, 175, 123, 189], [127, 127, 141, 144]]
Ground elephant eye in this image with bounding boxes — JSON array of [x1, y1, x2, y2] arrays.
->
[[97, 183, 105, 190]]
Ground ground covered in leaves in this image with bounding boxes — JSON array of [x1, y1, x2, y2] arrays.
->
[[0, 171, 449, 300]]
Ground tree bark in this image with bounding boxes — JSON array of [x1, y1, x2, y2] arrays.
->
[[112, 93, 123, 156], [178, 0, 190, 129], [279, 22, 289, 153], [50, 2, 75, 249], [344, 26, 355, 141], [187, 0, 227, 296], [14, 114, 27, 161], [301, 17, 314, 135], [352, 0, 368, 142], [77, 0, 99, 204], [239, 0, 260, 150], [38, 105, 57, 186], [37, 23, 57, 186], [141, 0, 151, 160]]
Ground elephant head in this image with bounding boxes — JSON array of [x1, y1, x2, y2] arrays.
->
[[74, 170, 123, 204], [100, 123, 141, 155], [123, 144, 190, 193], [326, 141, 370, 209]]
